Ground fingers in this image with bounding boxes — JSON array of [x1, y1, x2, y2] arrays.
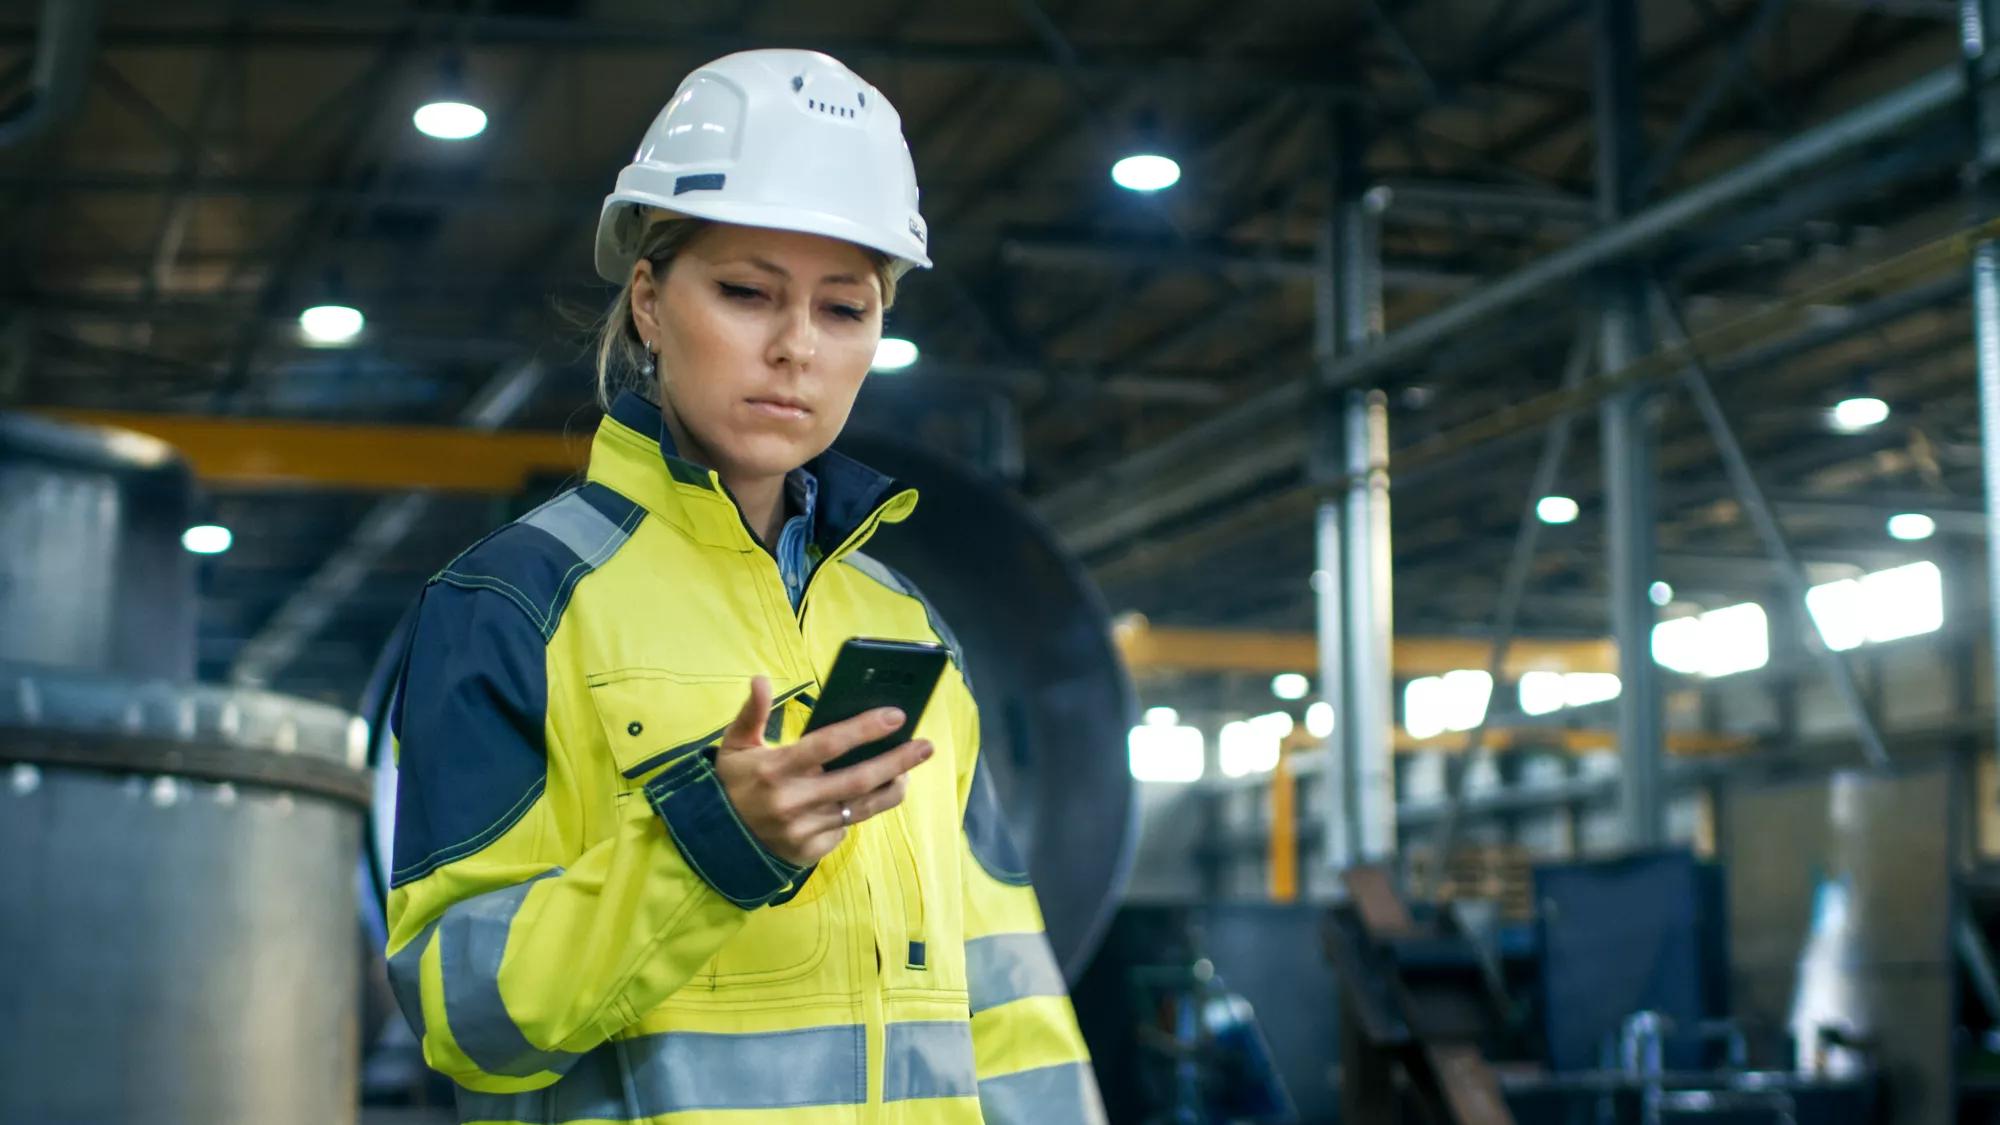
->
[[809, 738, 933, 804], [787, 706, 908, 770], [718, 675, 773, 752], [839, 773, 911, 827]]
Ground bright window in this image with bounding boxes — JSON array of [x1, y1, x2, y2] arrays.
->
[[1520, 670, 1622, 716], [1129, 722, 1204, 782], [1807, 561, 1943, 651], [1219, 711, 1293, 777], [1652, 602, 1769, 677], [1404, 670, 1493, 740]]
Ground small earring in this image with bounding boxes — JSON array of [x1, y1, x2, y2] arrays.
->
[[640, 343, 657, 378]]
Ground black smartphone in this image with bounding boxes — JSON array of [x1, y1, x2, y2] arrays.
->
[[806, 637, 950, 772]]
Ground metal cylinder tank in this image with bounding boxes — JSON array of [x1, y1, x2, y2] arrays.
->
[[1, 409, 369, 1122], [0, 662, 372, 1123], [0, 412, 197, 678]]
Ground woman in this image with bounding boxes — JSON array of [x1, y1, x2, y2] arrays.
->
[[384, 49, 1102, 1125]]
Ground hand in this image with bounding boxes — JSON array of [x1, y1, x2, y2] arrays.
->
[[712, 675, 934, 867]]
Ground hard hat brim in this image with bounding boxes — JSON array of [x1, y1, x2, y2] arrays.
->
[[594, 193, 931, 285]]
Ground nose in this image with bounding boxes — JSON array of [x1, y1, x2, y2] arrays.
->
[[768, 304, 817, 370]]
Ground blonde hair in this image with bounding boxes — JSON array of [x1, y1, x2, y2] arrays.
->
[[592, 214, 902, 410]]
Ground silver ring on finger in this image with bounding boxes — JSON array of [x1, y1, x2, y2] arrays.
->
[[840, 802, 852, 827]]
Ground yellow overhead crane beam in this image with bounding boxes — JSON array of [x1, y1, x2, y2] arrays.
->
[[38, 410, 588, 493], [1112, 615, 1618, 679]]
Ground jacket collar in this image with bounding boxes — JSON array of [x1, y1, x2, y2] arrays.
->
[[589, 390, 916, 555]]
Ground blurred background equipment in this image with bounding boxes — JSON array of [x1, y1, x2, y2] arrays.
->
[[0, 413, 370, 1124]]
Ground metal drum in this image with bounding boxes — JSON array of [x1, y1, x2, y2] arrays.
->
[[0, 661, 372, 1124], [0, 411, 197, 678]]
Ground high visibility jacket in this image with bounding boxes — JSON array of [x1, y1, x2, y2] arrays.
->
[[385, 390, 1103, 1124]]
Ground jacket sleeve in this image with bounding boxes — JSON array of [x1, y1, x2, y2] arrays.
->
[[955, 689, 1108, 1125], [382, 580, 807, 1094]]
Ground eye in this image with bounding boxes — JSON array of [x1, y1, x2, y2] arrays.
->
[[717, 282, 766, 302], [827, 303, 868, 322]]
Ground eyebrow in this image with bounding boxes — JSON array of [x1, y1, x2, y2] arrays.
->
[[736, 256, 869, 287]]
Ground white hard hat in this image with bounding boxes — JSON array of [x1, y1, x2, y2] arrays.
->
[[594, 49, 931, 284]]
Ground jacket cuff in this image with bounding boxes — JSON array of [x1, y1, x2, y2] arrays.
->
[[643, 753, 804, 910]]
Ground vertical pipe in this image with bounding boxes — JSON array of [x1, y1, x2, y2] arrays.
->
[[1269, 749, 1299, 901], [1595, 0, 1668, 850], [1313, 177, 1352, 871], [1345, 389, 1396, 859], [1329, 101, 1396, 863], [1963, 0, 2000, 780]]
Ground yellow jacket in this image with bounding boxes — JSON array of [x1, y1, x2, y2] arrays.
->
[[385, 391, 1101, 1124]]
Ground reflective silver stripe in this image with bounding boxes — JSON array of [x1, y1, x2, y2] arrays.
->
[[883, 1021, 977, 1102], [978, 1061, 1109, 1125], [385, 917, 440, 1042], [436, 872, 580, 1078], [968, 932, 1068, 1015], [456, 1024, 868, 1120], [523, 492, 628, 562]]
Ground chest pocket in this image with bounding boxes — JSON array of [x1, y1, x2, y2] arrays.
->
[[587, 668, 811, 785], [586, 668, 834, 989]]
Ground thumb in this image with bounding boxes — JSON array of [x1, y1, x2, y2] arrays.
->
[[718, 675, 773, 752]]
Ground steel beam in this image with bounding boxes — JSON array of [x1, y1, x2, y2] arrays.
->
[[1033, 62, 1973, 538], [997, 236, 1479, 294], [34, 408, 583, 492], [1421, 324, 1596, 870], [229, 359, 548, 687], [0, 19, 1372, 102], [1651, 286, 1893, 769], [0, 0, 98, 148], [1113, 621, 1616, 678]]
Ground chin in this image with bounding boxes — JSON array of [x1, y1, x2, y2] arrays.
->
[[717, 432, 822, 479]]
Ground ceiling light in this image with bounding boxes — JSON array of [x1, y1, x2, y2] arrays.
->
[[414, 100, 487, 140], [1111, 153, 1180, 192], [1887, 512, 1935, 541], [872, 337, 918, 371], [1536, 495, 1580, 525], [1270, 673, 1310, 701], [298, 304, 364, 345], [182, 524, 233, 555], [1831, 396, 1889, 432]]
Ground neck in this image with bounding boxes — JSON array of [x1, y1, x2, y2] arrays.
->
[[727, 473, 787, 548], [659, 406, 787, 548]]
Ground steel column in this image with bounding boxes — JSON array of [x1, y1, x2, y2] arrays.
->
[[1596, 0, 1669, 850], [1316, 104, 1394, 866], [1964, 0, 2000, 783]]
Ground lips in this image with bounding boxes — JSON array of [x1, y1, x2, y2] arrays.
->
[[746, 397, 812, 421]]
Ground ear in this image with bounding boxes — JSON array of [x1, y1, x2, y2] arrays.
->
[[629, 259, 663, 345]]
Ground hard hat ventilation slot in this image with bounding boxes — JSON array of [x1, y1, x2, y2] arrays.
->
[[673, 173, 726, 195], [806, 98, 857, 119]]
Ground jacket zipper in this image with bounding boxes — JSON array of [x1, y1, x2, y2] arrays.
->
[[721, 480, 910, 1114]]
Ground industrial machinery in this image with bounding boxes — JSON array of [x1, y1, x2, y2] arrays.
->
[[0, 413, 372, 1124]]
